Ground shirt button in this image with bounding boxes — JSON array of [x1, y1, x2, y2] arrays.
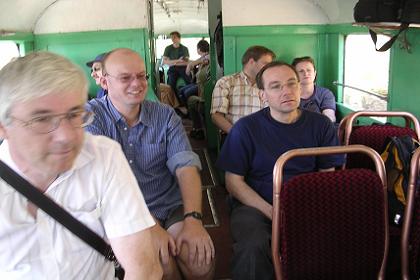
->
[[124, 127, 128, 131], [129, 143, 133, 147], [129, 160, 133, 164]]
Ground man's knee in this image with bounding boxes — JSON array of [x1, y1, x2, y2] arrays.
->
[[176, 242, 215, 280]]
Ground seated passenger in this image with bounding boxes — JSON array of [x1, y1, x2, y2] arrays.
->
[[162, 31, 191, 95], [181, 39, 211, 140], [178, 39, 210, 106], [85, 48, 215, 280], [86, 52, 108, 98], [210, 46, 276, 134], [292, 56, 337, 122], [217, 61, 344, 280], [0, 51, 161, 279]]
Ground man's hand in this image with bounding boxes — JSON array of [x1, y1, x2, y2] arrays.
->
[[175, 219, 215, 266], [151, 223, 177, 265]]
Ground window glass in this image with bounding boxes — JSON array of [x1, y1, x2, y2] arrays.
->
[[343, 34, 390, 111], [0, 41, 20, 70], [156, 36, 210, 61]]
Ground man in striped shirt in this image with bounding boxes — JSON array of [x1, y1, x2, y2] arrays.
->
[[210, 46, 276, 134], [86, 48, 215, 280]]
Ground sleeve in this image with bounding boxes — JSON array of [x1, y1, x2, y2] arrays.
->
[[100, 140, 155, 238], [210, 76, 231, 114], [216, 121, 252, 176], [85, 100, 106, 135], [319, 87, 337, 111], [165, 108, 202, 174], [163, 45, 170, 58], [183, 46, 190, 58], [317, 119, 345, 169]]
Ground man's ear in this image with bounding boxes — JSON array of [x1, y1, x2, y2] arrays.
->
[[100, 76, 108, 90], [0, 123, 8, 140], [260, 90, 267, 103]]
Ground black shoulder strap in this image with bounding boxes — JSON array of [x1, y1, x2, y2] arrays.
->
[[0, 160, 117, 262], [369, 23, 409, 52]]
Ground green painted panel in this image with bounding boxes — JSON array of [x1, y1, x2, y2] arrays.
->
[[223, 27, 321, 75], [388, 28, 420, 121], [34, 29, 157, 101]]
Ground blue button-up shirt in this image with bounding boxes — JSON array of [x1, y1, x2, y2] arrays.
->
[[85, 97, 201, 220]]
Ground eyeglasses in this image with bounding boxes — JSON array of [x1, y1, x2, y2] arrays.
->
[[91, 66, 102, 73], [105, 72, 149, 84], [266, 80, 299, 93], [10, 110, 94, 134]]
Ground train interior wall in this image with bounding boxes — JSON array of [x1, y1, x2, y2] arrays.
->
[[220, 24, 420, 128]]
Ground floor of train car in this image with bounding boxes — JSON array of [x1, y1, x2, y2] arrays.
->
[[183, 118, 232, 280]]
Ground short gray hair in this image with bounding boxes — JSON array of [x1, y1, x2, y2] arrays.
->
[[0, 51, 88, 124]]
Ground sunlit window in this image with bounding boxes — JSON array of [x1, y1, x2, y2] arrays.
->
[[156, 36, 210, 61], [0, 41, 20, 70], [343, 34, 390, 111]]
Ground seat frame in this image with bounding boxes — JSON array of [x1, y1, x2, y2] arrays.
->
[[338, 111, 420, 146], [401, 147, 420, 280]]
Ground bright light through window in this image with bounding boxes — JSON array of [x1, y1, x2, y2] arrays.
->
[[344, 34, 390, 111], [156, 37, 209, 61], [0, 41, 20, 70]]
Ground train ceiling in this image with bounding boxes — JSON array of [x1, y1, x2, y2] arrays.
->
[[0, 0, 357, 36], [0, 0, 208, 36]]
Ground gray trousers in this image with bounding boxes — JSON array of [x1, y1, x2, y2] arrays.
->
[[230, 199, 275, 280]]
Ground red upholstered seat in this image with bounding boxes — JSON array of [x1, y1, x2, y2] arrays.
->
[[272, 145, 388, 280], [338, 111, 420, 170], [280, 169, 385, 279], [347, 125, 417, 169]]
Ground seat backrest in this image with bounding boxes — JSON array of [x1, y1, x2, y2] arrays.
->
[[272, 145, 388, 280], [339, 111, 420, 169], [401, 147, 420, 279]]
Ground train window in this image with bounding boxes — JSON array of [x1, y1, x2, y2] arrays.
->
[[155, 36, 210, 61], [0, 41, 20, 70], [343, 34, 390, 111]]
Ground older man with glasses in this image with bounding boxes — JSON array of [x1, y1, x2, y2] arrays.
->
[[0, 51, 161, 279], [85, 48, 215, 280]]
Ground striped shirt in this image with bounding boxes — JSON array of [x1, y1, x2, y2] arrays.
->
[[210, 71, 264, 124], [86, 97, 201, 220]]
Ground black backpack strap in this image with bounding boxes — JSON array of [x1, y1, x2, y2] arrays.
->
[[0, 160, 123, 276], [369, 23, 409, 52]]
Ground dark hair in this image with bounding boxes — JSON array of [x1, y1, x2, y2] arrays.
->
[[197, 39, 209, 53], [256, 61, 299, 90], [169, 31, 181, 38], [291, 56, 316, 69], [241, 46, 276, 66]]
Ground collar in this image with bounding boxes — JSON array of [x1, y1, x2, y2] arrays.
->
[[239, 71, 253, 86], [105, 96, 152, 128]]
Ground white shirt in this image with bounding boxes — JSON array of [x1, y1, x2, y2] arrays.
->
[[0, 134, 155, 279]]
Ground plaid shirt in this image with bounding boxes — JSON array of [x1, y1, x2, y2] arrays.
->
[[210, 71, 264, 124]]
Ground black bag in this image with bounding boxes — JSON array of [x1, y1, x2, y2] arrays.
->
[[354, 0, 403, 22], [354, 0, 409, 52], [380, 135, 419, 226]]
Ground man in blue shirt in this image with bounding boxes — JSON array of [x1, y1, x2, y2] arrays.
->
[[85, 48, 215, 280], [217, 61, 344, 280]]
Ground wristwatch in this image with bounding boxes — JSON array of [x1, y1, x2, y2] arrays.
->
[[184, 211, 203, 220]]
